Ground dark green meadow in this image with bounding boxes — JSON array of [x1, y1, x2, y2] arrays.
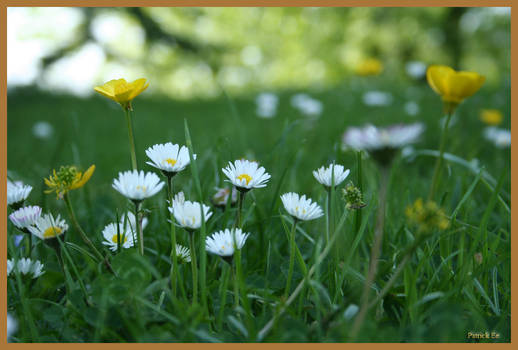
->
[[7, 78, 510, 342]]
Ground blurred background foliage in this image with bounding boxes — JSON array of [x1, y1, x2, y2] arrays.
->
[[8, 7, 510, 98]]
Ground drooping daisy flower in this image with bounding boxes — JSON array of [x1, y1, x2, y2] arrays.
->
[[28, 213, 68, 241], [342, 123, 424, 166], [212, 187, 238, 207], [94, 78, 149, 111], [175, 244, 191, 263], [313, 163, 350, 188], [206, 228, 250, 258], [145, 142, 195, 176], [7, 258, 45, 278], [169, 196, 212, 231], [44, 165, 95, 199], [222, 159, 271, 192], [112, 170, 165, 201], [484, 127, 511, 148], [7, 180, 32, 208], [280, 192, 324, 221], [9, 206, 42, 232], [102, 223, 136, 252]]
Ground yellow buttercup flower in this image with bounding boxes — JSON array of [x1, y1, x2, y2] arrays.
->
[[355, 58, 383, 76], [480, 109, 503, 126], [426, 65, 485, 112], [94, 78, 149, 110], [405, 198, 450, 234], [44, 165, 95, 199]]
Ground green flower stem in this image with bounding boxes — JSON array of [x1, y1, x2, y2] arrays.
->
[[64, 193, 113, 273], [123, 109, 138, 170], [428, 111, 453, 200], [350, 166, 389, 340], [167, 175, 178, 298], [189, 231, 198, 303], [217, 262, 231, 331], [232, 262, 239, 309], [133, 201, 144, 255], [284, 218, 298, 297], [236, 190, 246, 228]]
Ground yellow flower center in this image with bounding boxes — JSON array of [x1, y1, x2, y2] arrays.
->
[[165, 158, 177, 166], [43, 226, 63, 238], [111, 234, 128, 244], [236, 174, 252, 185], [136, 185, 147, 192]]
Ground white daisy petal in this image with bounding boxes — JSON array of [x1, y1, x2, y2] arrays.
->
[[145, 142, 196, 174], [168, 194, 212, 231], [112, 170, 165, 201], [9, 206, 42, 230], [312, 163, 350, 188], [281, 192, 324, 221], [222, 159, 271, 191], [28, 213, 68, 240], [206, 228, 250, 257], [7, 180, 32, 207]]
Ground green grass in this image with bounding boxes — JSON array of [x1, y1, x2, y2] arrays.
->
[[7, 78, 510, 342]]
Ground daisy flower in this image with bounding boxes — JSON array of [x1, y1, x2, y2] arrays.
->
[[112, 170, 165, 201], [313, 163, 350, 188], [342, 123, 424, 165], [102, 223, 136, 252], [281, 192, 324, 221], [28, 213, 68, 241], [145, 142, 195, 175], [484, 127, 511, 148], [7, 180, 32, 208], [222, 159, 271, 191], [169, 195, 212, 231], [7, 258, 45, 278], [101, 212, 149, 252], [9, 206, 42, 232], [212, 187, 238, 207], [175, 244, 191, 263], [206, 228, 250, 258]]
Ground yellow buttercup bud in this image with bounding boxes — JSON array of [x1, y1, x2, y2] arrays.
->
[[94, 78, 149, 111], [44, 165, 95, 199], [426, 65, 485, 113], [479, 109, 503, 126]]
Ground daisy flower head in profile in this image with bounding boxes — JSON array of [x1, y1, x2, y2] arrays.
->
[[7, 258, 45, 279], [28, 213, 68, 244], [206, 228, 250, 263], [175, 244, 191, 264], [9, 206, 42, 233], [313, 163, 350, 189], [112, 170, 165, 202], [342, 123, 424, 166], [7, 180, 32, 209], [145, 142, 196, 177], [280, 192, 324, 222], [222, 159, 271, 192], [169, 195, 212, 232]]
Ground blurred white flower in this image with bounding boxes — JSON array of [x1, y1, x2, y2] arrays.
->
[[405, 61, 427, 79], [7, 258, 45, 278], [290, 93, 323, 116], [484, 127, 511, 148], [7, 313, 17, 342], [281, 192, 324, 221], [404, 101, 420, 116], [256, 92, 279, 118], [212, 187, 238, 207], [32, 121, 54, 139], [362, 91, 393, 106], [342, 123, 424, 152]]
